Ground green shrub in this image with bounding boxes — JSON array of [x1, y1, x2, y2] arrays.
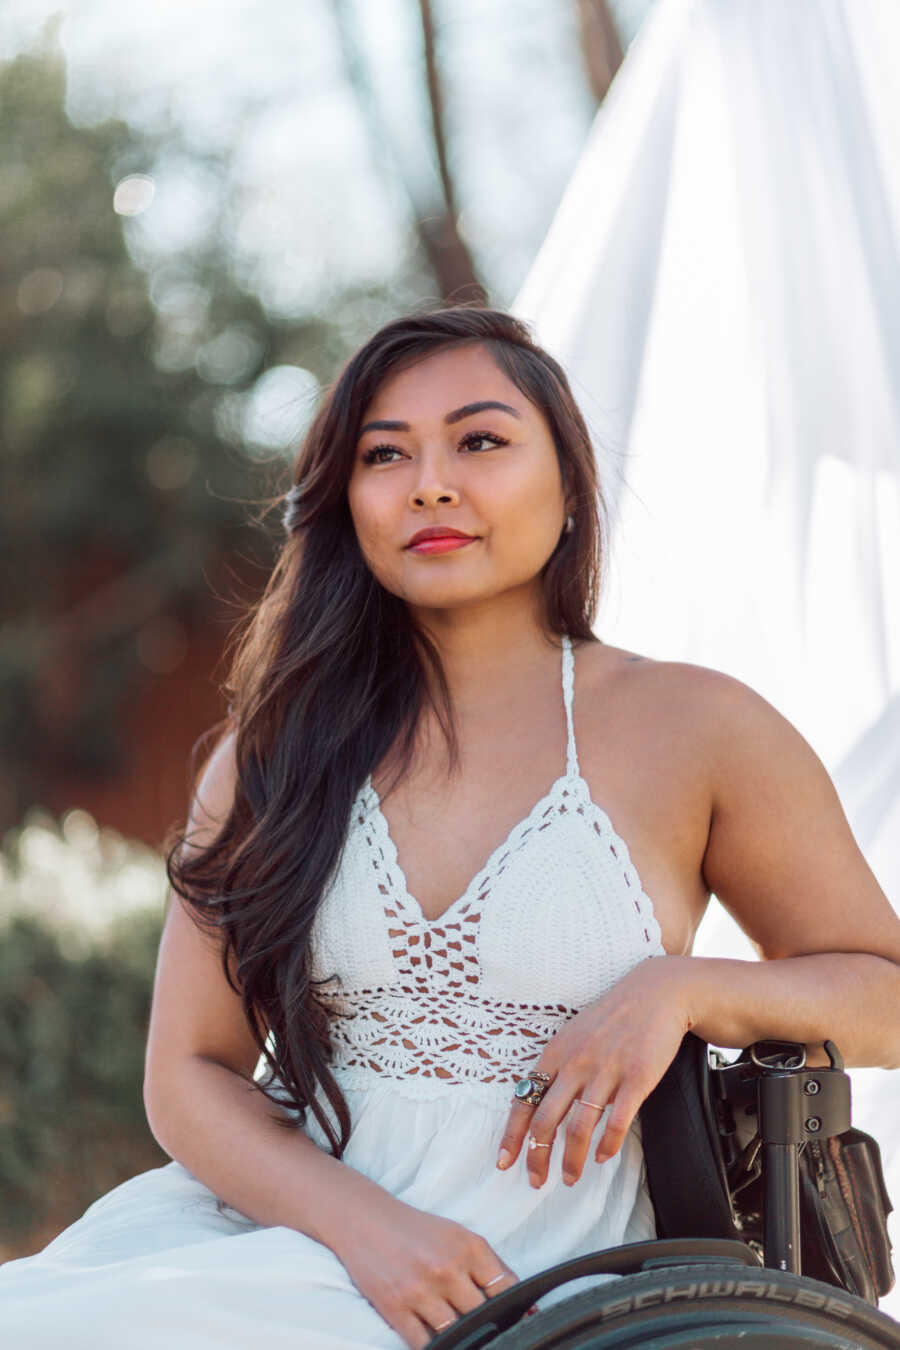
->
[[0, 809, 168, 1255]]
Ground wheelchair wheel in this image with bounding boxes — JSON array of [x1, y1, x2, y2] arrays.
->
[[488, 1263, 900, 1349]]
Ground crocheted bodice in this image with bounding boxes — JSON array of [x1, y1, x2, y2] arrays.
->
[[309, 635, 665, 1101]]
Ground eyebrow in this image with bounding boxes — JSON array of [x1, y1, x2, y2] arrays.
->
[[358, 400, 522, 438]]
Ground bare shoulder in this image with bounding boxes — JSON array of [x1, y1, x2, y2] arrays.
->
[[594, 646, 899, 958], [608, 651, 826, 781], [586, 640, 837, 798], [579, 637, 746, 744], [582, 643, 900, 962], [584, 637, 740, 690], [183, 727, 239, 861]]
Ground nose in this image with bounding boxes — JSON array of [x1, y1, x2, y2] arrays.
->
[[409, 485, 460, 511], [408, 460, 461, 512]]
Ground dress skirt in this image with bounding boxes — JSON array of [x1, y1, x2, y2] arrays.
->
[[0, 1077, 656, 1348]]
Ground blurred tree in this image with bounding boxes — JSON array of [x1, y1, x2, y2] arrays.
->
[[415, 0, 487, 301], [332, 0, 625, 306], [0, 26, 410, 835], [0, 810, 168, 1255], [331, 0, 487, 305], [0, 29, 274, 825], [0, 5, 628, 837]]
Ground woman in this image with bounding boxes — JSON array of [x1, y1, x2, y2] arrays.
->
[[2, 305, 899, 1349]]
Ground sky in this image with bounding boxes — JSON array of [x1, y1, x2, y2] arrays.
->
[[0, 0, 657, 455], [0, 0, 654, 317]]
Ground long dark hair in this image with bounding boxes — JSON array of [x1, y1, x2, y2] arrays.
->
[[166, 304, 609, 1155]]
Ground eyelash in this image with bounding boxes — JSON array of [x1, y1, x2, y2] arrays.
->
[[360, 430, 509, 465]]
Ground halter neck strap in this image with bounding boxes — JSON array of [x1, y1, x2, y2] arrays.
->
[[561, 634, 579, 778]]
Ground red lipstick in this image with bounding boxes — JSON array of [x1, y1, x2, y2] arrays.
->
[[409, 536, 476, 555], [405, 526, 478, 555]]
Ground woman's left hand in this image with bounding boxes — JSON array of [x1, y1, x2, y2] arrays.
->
[[495, 955, 694, 1188]]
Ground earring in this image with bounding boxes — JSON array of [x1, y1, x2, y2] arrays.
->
[[565, 514, 574, 534]]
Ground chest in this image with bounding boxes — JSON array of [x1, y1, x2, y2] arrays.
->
[[368, 670, 710, 955], [372, 736, 566, 911], [312, 767, 665, 1011]]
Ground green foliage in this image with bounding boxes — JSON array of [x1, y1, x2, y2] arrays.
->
[[0, 34, 278, 809], [0, 811, 168, 1250], [0, 40, 270, 584], [0, 27, 433, 822]]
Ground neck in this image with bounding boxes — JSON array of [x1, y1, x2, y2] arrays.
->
[[410, 589, 562, 721]]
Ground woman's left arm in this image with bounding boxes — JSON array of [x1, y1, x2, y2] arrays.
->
[[692, 669, 900, 1067], [496, 670, 900, 1188]]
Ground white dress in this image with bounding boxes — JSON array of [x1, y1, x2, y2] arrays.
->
[[0, 635, 666, 1347]]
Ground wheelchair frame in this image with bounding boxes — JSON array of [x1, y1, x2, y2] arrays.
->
[[428, 1039, 898, 1349]]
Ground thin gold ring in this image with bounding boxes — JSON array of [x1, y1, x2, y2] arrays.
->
[[576, 1098, 605, 1110], [433, 1319, 454, 1331], [483, 1273, 506, 1288]]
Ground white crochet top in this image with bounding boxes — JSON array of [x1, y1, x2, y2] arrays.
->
[[309, 634, 665, 1102]]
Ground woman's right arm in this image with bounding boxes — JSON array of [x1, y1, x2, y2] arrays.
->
[[142, 730, 518, 1349]]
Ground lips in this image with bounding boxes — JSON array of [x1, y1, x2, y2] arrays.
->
[[408, 536, 476, 555], [405, 527, 477, 549]]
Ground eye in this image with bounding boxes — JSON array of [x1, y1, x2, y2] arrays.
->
[[360, 430, 508, 465], [459, 430, 508, 452], [360, 444, 403, 465]]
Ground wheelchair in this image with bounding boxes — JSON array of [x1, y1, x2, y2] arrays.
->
[[430, 1036, 900, 1349]]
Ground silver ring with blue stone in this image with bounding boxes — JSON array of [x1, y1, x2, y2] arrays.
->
[[512, 1071, 552, 1108]]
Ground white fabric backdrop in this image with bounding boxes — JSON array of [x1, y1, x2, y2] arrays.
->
[[512, 0, 900, 1316]]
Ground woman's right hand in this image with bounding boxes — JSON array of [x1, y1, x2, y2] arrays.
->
[[331, 1191, 520, 1349]]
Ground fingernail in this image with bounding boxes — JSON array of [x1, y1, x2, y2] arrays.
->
[[497, 1148, 512, 1169], [563, 1170, 576, 1185], [595, 1152, 609, 1164]]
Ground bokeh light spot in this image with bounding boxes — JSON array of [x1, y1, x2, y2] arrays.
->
[[196, 324, 261, 386], [61, 809, 100, 851], [113, 174, 156, 217], [144, 437, 197, 491], [241, 364, 319, 457], [17, 268, 64, 316]]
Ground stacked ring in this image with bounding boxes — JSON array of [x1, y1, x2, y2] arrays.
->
[[511, 1070, 552, 1108]]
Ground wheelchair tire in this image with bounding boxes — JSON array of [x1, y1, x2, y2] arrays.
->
[[487, 1263, 900, 1349]]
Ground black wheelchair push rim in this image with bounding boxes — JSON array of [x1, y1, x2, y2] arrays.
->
[[427, 1242, 900, 1350]]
